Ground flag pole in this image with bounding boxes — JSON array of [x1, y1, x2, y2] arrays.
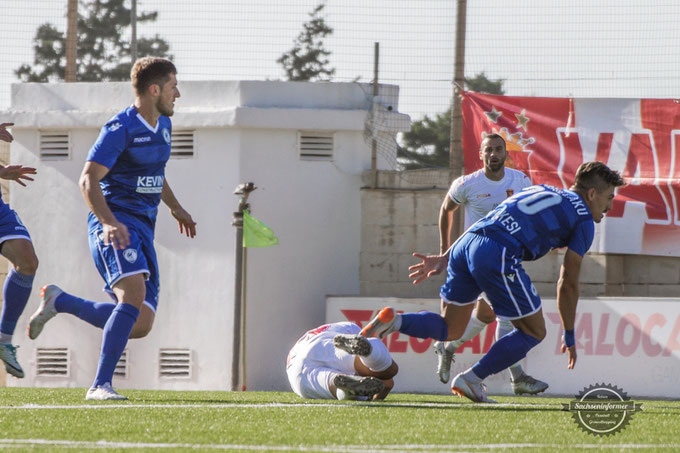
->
[[240, 244, 247, 391], [231, 182, 256, 391]]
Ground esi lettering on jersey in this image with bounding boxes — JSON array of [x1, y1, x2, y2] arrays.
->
[[136, 175, 164, 194], [491, 206, 521, 235]]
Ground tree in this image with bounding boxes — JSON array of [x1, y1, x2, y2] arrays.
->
[[397, 72, 505, 169], [15, 0, 171, 82], [277, 3, 335, 82]]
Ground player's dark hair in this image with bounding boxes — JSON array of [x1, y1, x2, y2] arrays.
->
[[481, 133, 506, 150], [131, 57, 177, 96], [573, 161, 625, 192]]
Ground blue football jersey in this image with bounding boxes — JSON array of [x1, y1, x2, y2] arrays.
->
[[469, 185, 594, 260], [87, 106, 172, 225]]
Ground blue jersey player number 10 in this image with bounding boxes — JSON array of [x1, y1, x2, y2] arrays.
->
[[361, 162, 625, 403]]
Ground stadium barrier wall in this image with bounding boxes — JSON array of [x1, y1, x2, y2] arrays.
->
[[327, 296, 680, 399]]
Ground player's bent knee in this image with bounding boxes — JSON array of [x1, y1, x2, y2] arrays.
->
[[15, 256, 39, 276], [130, 323, 152, 338], [475, 310, 495, 324], [534, 325, 547, 341], [376, 362, 398, 380], [474, 300, 495, 324], [129, 307, 155, 338], [6, 247, 39, 275]]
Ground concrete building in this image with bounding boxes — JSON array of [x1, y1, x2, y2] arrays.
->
[[2, 80, 409, 390]]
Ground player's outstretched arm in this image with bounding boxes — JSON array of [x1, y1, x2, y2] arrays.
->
[[557, 249, 583, 369], [161, 179, 196, 238], [0, 164, 36, 187], [408, 252, 448, 285], [0, 122, 14, 143]]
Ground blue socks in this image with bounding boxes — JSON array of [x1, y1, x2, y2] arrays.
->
[[93, 303, 140, 387], [399, 312, 448, 341], [0, 269, 34, 337], [53, 292, 141, 387], [471, 329, 541, 380], [55, 293, 115, 328]]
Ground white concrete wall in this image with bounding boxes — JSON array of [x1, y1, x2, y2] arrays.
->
[[3, 80, 410, 390], [239, 129, 363, 390]]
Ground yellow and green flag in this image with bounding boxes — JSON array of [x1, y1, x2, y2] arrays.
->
[[243, 209, 279, 247]]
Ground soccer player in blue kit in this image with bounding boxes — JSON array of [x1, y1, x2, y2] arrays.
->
[[0, 122, 39, 379], [361, 161, 625, 402], [27, 57, 196, 400]]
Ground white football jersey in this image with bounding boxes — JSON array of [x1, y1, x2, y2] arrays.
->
[[448, 168, 531, 229], [286, 322, 360, 399]]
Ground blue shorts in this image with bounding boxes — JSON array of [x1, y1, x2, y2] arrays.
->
[[0, 203, 31, 246], [88, 212, 159, 312], [439, 232, 541, 320]]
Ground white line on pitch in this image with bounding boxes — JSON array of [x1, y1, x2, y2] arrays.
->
[[0, 401, 557, 410], [0, 439, 678, 451]]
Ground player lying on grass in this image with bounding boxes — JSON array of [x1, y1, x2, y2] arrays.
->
[[361, 161, 625, 403], [286, 321, 398, 400]]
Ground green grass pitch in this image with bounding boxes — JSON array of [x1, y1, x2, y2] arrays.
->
[[0, 388, 678, 452]]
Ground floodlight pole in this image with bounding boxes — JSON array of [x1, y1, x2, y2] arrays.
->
[[131, 0, 138, 63], [371, 42, 380, 189], [231, 182, 256, 391], [65, 0, 77, 82], [450, 0, 467, 238]]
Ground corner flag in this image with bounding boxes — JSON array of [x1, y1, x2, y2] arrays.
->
[[243, 209, 279, 247]]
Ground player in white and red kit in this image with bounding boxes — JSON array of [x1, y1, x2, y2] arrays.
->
[[286, 322, 398, 400], [432, 134, 548, 395]]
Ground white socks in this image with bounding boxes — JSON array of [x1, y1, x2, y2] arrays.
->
[[0, 332, 11, 344], [359, 337, 393, 372], [445, 316, 488, 353], [462, 368, 483, 384]]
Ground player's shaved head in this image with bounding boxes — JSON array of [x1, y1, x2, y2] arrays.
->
[[481, 133, 506, 150]]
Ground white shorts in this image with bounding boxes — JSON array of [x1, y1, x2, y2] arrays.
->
[[286, 322, 359, 399]]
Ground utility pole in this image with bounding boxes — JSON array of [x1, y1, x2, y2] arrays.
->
[[449, 0, 467, 237], [131, 0, 138, 63], [371, 42, 379, 189], [65, 0, 78, 82]]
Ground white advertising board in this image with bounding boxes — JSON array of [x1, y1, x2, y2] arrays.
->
[[327, 296, 680, 399]]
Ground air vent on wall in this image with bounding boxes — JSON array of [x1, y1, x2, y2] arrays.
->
[[159, 348, 192, 378], [299, 132, 333, 161], [39, 131, 70, 160], [114, 349, 128, 378], [35, 347, 70, 377], [171, 130, 194, 158]]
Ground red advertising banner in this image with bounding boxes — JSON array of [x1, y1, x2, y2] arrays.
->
[[462, 91, 680, 256], [327, 296, 680, 398]]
